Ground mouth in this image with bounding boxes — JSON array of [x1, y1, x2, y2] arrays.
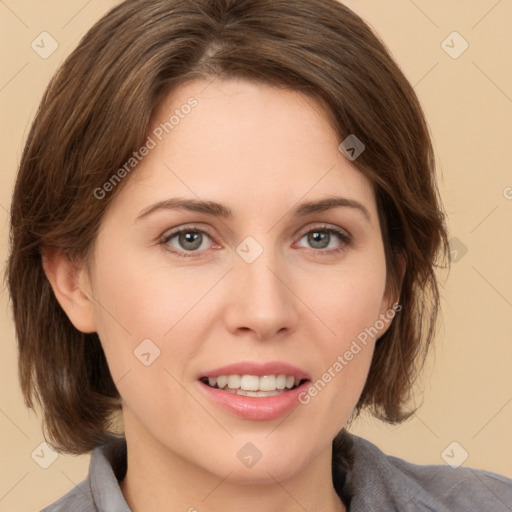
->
[[196, 362, 311, 420], [199, 374, 308, 397]]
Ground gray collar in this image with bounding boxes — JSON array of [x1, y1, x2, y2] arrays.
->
[[44, 432, 512, 511]]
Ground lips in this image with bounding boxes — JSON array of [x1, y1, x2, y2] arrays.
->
[[197, 361, 311, 420]]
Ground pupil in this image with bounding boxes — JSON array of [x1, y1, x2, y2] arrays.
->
[[180, 232, 202, 250], [308, 231, 329, 249]]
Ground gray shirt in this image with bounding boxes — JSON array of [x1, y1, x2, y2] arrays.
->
[[41, 432, 512, 511]]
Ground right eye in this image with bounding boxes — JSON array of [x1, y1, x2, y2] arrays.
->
[[161, 227, 215, 257]]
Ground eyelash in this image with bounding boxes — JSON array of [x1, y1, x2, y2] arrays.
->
[[160, 224, 352, 259]]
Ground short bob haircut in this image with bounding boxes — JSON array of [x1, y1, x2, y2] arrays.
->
[[7, 0, 450, 455]]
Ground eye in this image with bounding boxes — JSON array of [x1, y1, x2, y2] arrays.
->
[[296, 226, 351, 252], [162, 227, 214, 256]]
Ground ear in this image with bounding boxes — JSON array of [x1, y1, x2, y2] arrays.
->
[[41, 247, 96, 333]]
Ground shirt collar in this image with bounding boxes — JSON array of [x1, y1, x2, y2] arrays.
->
[[88, 436, 130, 512]]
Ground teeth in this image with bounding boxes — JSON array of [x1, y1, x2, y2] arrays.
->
[[227, 375, 241, 389], [259, 375, 277, 391], [240, 375, 260, 391], [217, 375, 227, 389], [204, 374, 302, 392], [276, 374, 286, 389]]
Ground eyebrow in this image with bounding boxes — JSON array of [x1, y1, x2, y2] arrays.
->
[[136, 196, 371, 222]]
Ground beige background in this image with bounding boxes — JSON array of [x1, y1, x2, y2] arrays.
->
[[1, 1, 511, 510]]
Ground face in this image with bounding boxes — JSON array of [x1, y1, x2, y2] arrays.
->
[[83, 78, 396, 483]]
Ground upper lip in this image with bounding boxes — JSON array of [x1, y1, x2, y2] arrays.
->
[[198, 361, 311, 381]]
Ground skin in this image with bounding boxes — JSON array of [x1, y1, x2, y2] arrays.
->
[[44, 78, 401, 512]]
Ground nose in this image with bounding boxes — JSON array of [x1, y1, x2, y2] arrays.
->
[[223, 250, 298, 341]]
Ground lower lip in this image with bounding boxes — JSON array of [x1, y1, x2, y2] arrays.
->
[[197, 380, 309, 420]]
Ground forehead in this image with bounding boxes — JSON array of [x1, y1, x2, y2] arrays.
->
[[113, 78, 377, 223]]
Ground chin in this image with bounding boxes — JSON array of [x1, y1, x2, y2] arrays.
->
[[222, 459, 308, 485], [208, 438, 315, 484]]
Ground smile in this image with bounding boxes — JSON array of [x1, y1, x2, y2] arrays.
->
[[200, 374, 305, 397], [197, 362, 311, 420]]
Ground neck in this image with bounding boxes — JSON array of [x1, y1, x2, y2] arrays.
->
[[119, 413, 346, 512]]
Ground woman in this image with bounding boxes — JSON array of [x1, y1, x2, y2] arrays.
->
[[6, 0, 512, 510]]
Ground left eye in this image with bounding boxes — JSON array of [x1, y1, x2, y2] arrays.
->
[[164, 230, 213, 252], [297, 229, 347, 250]]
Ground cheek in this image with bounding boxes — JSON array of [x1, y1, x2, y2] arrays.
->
[[88, 256, 200, 430], [302, 252, 388, 348], [90, 235, 212, 341], [86, 243, 195, 383], [296, 252, 388, 418], [87, 242, 228, 424]]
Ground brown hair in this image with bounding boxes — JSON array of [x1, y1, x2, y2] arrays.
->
[[6, 0, 450, 454]]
